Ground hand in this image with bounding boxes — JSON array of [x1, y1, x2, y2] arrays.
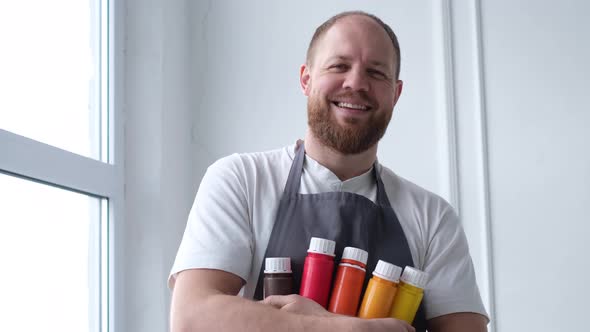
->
[[261, 295, 415, 332], [261, 294, 332, 317], [345, 317, 416, 332]]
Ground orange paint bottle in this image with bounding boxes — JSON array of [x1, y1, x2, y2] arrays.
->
[[328, 247, 368, 316], [357, 260, 402, 319]]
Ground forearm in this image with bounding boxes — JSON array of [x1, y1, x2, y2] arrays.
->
[[427, 312, 488, 332], [169, 270, 411, 332], [171, 290, 342, 332]]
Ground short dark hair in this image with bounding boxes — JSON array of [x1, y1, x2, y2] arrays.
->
[[306, 11, 401, 80]]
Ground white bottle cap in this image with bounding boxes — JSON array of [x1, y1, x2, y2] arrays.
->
[[372, 260, 402, 283], [264, 257, 292, 274], [400, 266, 429, 289], [341, 247, 368, 265], [307, 237, 336, 256]]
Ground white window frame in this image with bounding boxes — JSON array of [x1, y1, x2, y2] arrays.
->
[[0, 0, 124, 331]]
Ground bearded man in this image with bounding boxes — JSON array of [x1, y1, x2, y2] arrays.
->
[[169, 11, 489, 332]]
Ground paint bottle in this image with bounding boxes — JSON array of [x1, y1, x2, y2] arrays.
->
[[299, 237, 336, 308], [389, 266, 429, 324], [263, 257, 293, 298], [328, 247, 368, 316], [357, 260, 402, 319]]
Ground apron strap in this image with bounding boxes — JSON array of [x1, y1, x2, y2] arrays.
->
[[282, 141, 306, 195], [374, 164, 392, 208]]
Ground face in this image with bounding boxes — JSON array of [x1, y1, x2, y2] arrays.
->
[[300, 15, 403, 155]]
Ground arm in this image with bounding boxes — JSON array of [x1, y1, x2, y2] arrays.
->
[[170, 269, 319, 331], [427, 312, 488, 332], [418, 202, 490, 325], [170, 269, 415, 332]]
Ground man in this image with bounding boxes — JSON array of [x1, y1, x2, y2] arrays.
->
[[169, 11, 489, 332]]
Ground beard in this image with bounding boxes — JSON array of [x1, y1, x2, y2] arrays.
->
[[307, 91, 392, 155]]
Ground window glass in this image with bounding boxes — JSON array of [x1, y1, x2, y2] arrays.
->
[[0, 1, 102, 159], [0, 172, 104, 331]]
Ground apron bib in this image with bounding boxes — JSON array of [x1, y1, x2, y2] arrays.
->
[[253, 142, 427, 330]]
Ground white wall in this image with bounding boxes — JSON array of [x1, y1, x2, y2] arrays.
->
[[481, 0, 590, 330], [125, 0, 195, 331], [123, 0, 590, 331]]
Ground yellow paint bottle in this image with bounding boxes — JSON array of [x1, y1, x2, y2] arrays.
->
[[389, 266, 429, 324], [357, 260, 402, 318]]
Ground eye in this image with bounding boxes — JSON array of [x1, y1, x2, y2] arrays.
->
[[328, 63, 349, 71], [368, 68, 388, 80]]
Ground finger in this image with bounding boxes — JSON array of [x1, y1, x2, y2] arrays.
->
[[403, 322, 416, 332], [394, 319, 414, 332], [260, 295, 295, 308], [378, 318, 415, 332]]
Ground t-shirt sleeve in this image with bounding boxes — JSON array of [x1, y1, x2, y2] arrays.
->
[[168, 155, 253, 289], [422, 203, 489, 321]]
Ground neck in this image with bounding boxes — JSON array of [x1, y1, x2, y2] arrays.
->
[[303, 131, 378, 181]]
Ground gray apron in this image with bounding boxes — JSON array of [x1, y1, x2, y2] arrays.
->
[[253, 142, 427, 330]]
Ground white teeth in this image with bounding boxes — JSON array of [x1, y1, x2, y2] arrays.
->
[[337, 102, 368, 110]]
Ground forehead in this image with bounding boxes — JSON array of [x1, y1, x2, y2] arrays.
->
[[313, 15, 396, 69]]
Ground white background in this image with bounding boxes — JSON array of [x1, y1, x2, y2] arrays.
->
[[123, 1, 590, 331]]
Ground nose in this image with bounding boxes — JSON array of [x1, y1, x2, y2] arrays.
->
[[342, 67, 369, 92]]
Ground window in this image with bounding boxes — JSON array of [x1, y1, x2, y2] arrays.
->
[[0, 1, 121, 332], [0, 174, 105, 330]]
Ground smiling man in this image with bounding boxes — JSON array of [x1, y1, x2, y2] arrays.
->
[[169, 11, 489, 332]]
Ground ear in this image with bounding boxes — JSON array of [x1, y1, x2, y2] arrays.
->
[[392, 80, 403, 107], [300, 64, 311, 96]]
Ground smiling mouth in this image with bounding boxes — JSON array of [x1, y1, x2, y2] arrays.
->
[[332, 101, 372, 111]]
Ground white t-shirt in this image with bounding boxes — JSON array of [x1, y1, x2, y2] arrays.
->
[[169, 144, 488, 320]]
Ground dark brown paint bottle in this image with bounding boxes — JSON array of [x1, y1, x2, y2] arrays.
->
[[263, 257, 293, 298]]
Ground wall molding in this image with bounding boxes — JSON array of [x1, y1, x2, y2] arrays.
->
[[440, 0, 496, 329], [440, 0, 461, 212], [472, 0, 497, 329]]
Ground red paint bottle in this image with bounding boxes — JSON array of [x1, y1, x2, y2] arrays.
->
[[328, 247, 368, 316], [299, 237, 336, 307]]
